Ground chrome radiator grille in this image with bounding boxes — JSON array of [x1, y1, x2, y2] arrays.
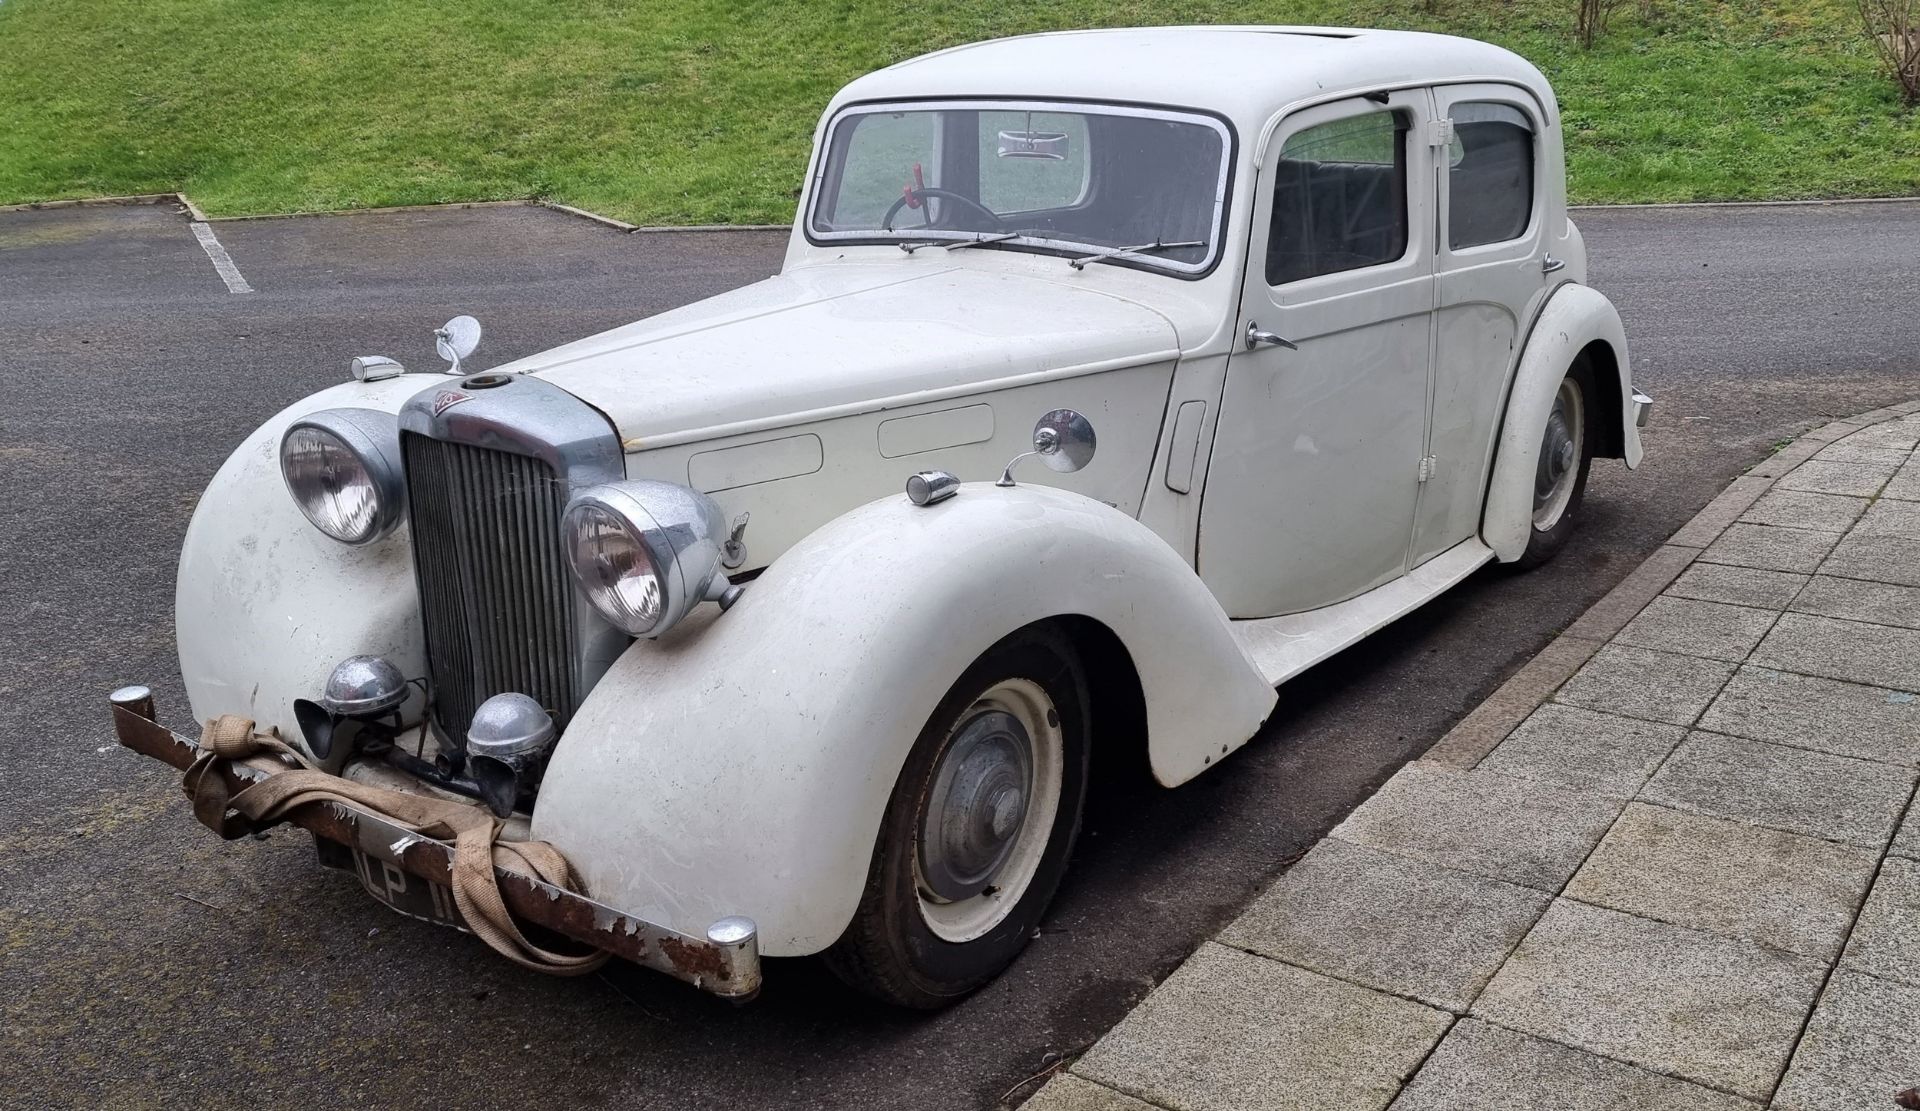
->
[[402, 432, 581, 751]]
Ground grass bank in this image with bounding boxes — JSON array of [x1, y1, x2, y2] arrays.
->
[[1, 0, 1915, 223]]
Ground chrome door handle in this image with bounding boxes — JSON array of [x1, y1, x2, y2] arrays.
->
[[1542, 254, 1566, 274], [1245, 321, 1298, 351]]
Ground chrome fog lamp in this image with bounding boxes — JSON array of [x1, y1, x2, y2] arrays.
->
[[293, 654, 410, 762], [320, 655, 409, 717], [279, 408, 406, 545], [561, 481, 733, 638], [467, 693, 557, 818]]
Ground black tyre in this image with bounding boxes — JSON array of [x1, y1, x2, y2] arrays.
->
[[824, 623, 1090, 1009], [1513, 359, 1597, 570]]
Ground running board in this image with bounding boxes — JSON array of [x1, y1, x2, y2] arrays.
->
[[1230, 539, 1496, 688]]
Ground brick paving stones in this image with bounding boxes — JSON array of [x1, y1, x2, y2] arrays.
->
[[1737, 489, 1869, 533], [1328, 762, 1621, 891], [1474, 900, 1827, 1101], [1696, 665, 1920, 767], [1553, 644, 1736, 726], [1665, 562, 1808, 610], [1219, 838, 1548, 1012], [1022, 1075, 1163, 1111], [1060, 406, 1920, 1111], [1565, 802, 1876, 960], [1073, 943, 1450, 1111], [1388, 1019, 1761, 1111], [1614, 595, 1779, 662], [1476, 704, 1685, 797], [1774, 459, 1898, 497], [1752, 612, 1920, 692], [1773, 972, 1920, 1111], [1698, 522, 1841, 573], [1838, 855, 1920, 990], [1820, 532, 1920, 587], [1641, 731, 1914, 848], [1789, 574, 1920, 630]]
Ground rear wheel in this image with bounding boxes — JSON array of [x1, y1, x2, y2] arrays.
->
[[1513, 361, 1596, 570], [825, 623, 1090, 1009]]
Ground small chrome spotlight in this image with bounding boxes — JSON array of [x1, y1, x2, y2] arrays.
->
[[320, 655, 409, 718], [467, 693, 557, 818], [294, 655, 409, 763]]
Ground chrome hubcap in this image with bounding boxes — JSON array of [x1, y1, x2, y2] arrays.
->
[[1532, 379, 1585, 529], [913, 677, 1064, 943], [919, 710, 1032, 902]]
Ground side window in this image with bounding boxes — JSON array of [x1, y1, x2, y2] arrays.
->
[[1266, 111, 1409, 287], [977, 111, 1090, 213], [1448, 102, 1535, 249]]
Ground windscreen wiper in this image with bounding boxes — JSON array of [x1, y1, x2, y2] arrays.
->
[[1067, 239, 1204, 270], [946, 232, 1024, 251], [899, 232, 1027, 254]]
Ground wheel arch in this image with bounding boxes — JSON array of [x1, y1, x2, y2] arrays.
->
[[1482, 283, 1642, 562], [1579, 338, 1627, 460], [1054, 614, 1151, 786], [529, 483, 1274, 956]]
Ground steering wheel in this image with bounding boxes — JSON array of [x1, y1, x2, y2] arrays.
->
[[882, 187, 1006, 233]]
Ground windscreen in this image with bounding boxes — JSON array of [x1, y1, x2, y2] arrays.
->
[[808, 102, 1231, 275]]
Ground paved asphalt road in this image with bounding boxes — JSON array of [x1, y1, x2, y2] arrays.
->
[[2, 199, 1916, 1109]]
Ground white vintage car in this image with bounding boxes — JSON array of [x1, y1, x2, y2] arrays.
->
[[113, 26, 1648, 1008]]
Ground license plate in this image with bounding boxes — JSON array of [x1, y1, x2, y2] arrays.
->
[[351, 847, 466, 931]]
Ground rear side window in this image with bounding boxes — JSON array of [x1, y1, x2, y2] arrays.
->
[[1266, 111, 1410, 287], [1448, 102, 1535, 249]]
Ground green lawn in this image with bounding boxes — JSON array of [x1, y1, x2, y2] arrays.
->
[[1, 0, 1915, 223]]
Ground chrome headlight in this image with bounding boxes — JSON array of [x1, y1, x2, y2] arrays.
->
[[279, 409, 406, 545], [561, 481, 729, 638]]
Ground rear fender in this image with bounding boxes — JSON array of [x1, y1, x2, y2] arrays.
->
[[530, 482, 1275, 955], [1483, 284, 1641, 562]]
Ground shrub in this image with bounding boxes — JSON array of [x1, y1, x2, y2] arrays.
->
[[1861, 0, 1920, 106]]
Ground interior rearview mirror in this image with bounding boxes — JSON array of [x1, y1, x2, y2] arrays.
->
[[996, 130, 1069, 160]]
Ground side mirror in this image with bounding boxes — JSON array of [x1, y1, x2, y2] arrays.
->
[[997, 408, 1096, 486], [434, 315, 483, 375], [1031, 408, 1097, 473]]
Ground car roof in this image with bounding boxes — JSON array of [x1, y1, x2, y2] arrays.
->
[[828, 27, 1555, 133]]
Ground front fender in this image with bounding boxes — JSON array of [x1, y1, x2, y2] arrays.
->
[[175, 375, 436, 753], [531, 482, 1275, 956], [1483, 284, 1641, 562]]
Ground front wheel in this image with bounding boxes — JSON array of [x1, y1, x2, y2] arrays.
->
[[1513, 361, 1597, 570], [824, 623, 1090, 1009]]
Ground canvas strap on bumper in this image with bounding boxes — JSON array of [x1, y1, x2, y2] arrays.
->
[[183, 714, 608, 976]]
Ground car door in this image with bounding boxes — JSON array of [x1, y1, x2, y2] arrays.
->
[[1409, 84, 1555, 567], [1199, 91, 1437, 619]]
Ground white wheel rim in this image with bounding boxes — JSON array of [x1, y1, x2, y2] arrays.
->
[[1532, 378, 1585, 530], [914, 677, 1063, 943]]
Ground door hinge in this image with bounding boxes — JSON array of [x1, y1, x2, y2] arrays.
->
[[1428, 119, 1454, 148], [1417, 455, 1438, 483]]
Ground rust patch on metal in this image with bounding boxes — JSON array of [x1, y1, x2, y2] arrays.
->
[[659, 935, 731, 981], [108, 699, 760, 996]]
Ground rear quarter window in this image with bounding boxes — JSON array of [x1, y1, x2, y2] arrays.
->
[[1447, 102, 1536, 250]]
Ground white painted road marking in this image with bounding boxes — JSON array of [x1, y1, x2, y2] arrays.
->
[[189, 221, 253, 293]]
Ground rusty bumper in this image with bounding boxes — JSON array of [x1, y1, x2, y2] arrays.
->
[[108, 686, 761, 1000]]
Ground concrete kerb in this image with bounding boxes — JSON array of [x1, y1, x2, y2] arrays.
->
[[0, 192, 787, 234]]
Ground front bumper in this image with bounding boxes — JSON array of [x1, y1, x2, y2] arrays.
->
[[108, 686, 762, 1000]]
